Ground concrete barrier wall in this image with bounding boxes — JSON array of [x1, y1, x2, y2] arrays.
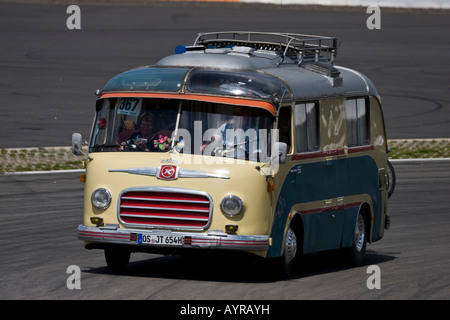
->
[[240, 0, 450, 9]]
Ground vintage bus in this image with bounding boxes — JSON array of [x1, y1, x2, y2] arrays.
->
[[74, 31, 394, 277]]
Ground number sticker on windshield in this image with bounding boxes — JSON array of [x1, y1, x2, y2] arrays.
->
[[117, 98, 142, 116]]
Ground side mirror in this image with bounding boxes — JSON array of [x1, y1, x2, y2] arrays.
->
[[72, 133, 83, 156], [275, 142, 287, 165]]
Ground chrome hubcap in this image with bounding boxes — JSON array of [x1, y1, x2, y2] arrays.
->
[[354, 214, 366, 252], [285, 228, 297, 262]]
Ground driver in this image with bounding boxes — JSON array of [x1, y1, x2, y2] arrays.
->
[[201, 107, 265, 160], [120, 111, 172, 152]]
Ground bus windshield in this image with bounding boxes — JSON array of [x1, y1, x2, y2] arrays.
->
[[90, 98, 274, 162]]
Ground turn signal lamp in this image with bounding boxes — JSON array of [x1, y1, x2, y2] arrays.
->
[[225, 225, 238, 234], [90, 217, 103, 226]]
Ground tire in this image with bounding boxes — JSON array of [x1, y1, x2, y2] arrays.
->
[[277, 226, 298, 279], [387, 160, 396, 198], [104, 247, 131, 272], [347, 208, 368, 266]]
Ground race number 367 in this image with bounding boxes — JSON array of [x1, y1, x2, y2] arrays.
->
[[118, 98, 142, 116]]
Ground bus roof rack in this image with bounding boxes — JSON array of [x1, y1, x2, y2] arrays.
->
[[193, 31, 339, 64]]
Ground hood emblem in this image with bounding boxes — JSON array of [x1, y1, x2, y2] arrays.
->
[[109, 166, 229, 180], [157, 165, 178, 180]]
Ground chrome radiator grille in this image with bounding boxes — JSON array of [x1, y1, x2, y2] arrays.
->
[[118, 188, 212, 230]]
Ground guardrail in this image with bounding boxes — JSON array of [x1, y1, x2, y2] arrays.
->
[[1, 139, 450, 174], [240, 0, 450, 9]]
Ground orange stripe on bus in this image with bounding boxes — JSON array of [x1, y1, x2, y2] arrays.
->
[[157, 0, 241, 2], [99, 92, 276, 116]]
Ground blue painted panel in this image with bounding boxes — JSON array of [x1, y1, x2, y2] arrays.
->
[[268, 155, 382, 258]]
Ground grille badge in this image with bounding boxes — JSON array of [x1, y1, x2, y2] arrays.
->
[[157, 165, 178, 180], [109, 167, 229, 179]]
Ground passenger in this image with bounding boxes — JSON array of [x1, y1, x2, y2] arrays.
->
[[116, 120, 138, 145]]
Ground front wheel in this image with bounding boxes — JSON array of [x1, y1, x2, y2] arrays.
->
[[104, 247, 131, 272], [276, 226, 298, 279]]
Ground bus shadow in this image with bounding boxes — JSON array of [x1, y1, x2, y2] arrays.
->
[[290, 249, 397, 279], [84, 249, 396, 283]]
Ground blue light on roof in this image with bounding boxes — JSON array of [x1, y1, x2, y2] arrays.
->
[[175, 45, 187, 54]]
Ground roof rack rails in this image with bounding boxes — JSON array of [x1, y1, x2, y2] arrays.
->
[[193, 31, 339, 64]]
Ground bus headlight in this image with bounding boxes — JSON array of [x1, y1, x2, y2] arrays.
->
[[220, 195, 244, 217], [91, 188, 111, 209]]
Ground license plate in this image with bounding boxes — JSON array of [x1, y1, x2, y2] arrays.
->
[[138, 234, 183, 246]]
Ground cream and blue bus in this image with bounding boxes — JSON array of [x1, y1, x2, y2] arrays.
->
[[74, 32, 394, 277]]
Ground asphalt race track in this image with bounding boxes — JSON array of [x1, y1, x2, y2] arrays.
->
[[0, 1, 449, 148], [1, 1, 450, 303], [1, 161, 450, 301]]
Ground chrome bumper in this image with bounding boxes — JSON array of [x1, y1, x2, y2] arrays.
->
[[77, 224, 269, 251]]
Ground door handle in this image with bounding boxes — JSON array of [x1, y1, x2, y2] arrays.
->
[[290, 166, 301, 174]]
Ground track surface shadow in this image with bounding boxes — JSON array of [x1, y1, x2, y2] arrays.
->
[[84, 249, 396, 283]]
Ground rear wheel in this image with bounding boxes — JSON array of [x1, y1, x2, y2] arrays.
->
[[347, 208, 368, 266], [104, 247, 131, 272], [387, 160, 396, 198]]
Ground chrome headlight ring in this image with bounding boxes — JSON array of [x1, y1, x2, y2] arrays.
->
[[91, 188, 111, 209], [220, 195, 244, 217]]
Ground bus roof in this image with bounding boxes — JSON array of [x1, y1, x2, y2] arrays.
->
[[102, 31, 379, 104]]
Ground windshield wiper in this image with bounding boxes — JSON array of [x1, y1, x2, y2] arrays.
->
[[91, 144, 119, 151], [221, 138, 257, 155]]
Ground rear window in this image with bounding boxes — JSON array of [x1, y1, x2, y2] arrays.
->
[[346, 98, 370, 147]]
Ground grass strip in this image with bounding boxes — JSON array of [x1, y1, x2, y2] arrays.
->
[[1, 139, 450, 173]]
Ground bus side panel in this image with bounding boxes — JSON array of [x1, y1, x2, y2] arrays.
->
[[344, 155, 384, 241], [268, 160, 328, 258], [267, 155, 382, 258]]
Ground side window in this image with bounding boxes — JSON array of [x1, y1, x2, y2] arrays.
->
[[278, 107, 292, 152], [294, 102, 320, 153], [345, 98, 370, 147]]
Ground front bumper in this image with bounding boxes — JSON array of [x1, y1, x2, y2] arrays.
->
[[77, 224, 270, 251]]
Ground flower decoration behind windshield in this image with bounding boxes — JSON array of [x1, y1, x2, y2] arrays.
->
[[154, 135, 172, 151], [97, 118, 106, 130]]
